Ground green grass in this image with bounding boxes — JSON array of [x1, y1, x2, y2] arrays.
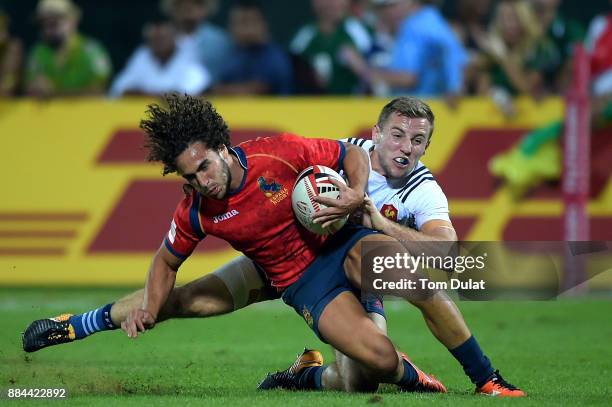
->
[[1, 287, 611, 406]]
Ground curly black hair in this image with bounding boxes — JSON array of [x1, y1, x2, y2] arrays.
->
[[140, 93, 231, 175]]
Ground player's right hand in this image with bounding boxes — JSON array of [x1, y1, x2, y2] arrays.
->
[[362, 196, 388, 231], [121, 309, 156, 339]]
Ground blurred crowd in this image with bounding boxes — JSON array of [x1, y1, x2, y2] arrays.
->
[[0, 0, 610, 109]]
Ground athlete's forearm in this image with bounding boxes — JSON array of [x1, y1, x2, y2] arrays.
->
[[142, 252, 178, 320], [379, 218, 456, 243], [342, 142, 369, 196], [379, 218, 458, 261]]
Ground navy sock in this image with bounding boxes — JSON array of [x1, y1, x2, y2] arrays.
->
[[396, 359, 419, 387], [296, 366, 326, 390], [449, 336, 494, 386], [68, 303, 117, 339]]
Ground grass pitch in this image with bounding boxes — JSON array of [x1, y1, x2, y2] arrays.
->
[[1, 287, 611, 406]]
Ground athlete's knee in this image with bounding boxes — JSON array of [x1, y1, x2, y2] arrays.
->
[[361, 336, 399, 377], [369, 350, 399, 377], [177, 275, 235, 317]]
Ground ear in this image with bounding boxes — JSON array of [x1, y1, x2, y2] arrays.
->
[[219, 145, 229, 158], [372, 125, 381, 144]]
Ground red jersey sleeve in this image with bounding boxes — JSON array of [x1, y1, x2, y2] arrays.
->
[[278, 133, 346, 173], [163, 193, 205, 260]]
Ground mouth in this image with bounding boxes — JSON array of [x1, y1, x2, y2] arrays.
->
[[207, 185, 220, 196], [392, 157, 410, 167]]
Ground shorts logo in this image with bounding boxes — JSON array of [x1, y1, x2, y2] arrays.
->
[[381, 204, 398, 221], [302, 305, 314, 328], [258, 176, 288, 205]]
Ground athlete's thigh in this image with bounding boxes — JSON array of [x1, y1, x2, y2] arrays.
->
[[161, 256, 275, 319], [210, 255, 278, 309]]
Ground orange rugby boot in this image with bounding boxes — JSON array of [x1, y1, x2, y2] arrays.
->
[[398, 352, 447, 393], [476, 370, 526, 397]]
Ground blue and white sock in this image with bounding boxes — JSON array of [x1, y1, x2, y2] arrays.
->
[[68, 303, 117, 339]]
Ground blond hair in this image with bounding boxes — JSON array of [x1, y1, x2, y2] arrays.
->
[[489, 0, 541, 60]]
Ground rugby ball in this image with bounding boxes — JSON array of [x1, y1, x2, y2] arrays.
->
[[292, 165, 348, 235]]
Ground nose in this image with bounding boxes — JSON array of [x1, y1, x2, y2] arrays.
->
[[400, 140, 412, 155], [195, 172, 209, 189]]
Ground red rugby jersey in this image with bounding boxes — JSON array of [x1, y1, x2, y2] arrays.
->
[[163, 133, 346, 289]]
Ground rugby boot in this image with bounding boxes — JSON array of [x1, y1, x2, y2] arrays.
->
[[398, 352, 447, 393], [476, 370, 526, 397], [257, 348, 324, 390], [22, 314, 76, 352]]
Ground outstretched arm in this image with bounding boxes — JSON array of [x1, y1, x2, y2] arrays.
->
[[122, 245, 182, 338]]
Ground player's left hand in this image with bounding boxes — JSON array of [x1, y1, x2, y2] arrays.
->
[[312, 178, 364, 229]]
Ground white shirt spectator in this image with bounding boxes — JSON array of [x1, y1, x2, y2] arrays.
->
[[109, 45, 211, 98], [177, 22, 232, 83]]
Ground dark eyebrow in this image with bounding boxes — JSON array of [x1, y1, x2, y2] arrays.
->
[[390, 126, 405, 134], [182, 159, 209, 178]]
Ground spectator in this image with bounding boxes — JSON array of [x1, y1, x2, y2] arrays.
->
[[343, 0, 467, 101], [0, 9, 23, 96], [290, 0, 373, 94], [213, 1, 291, 95], [587, 0, 612, 109], [348, 0, 395, 74], [528, 0, 584, 94], [472, 0, 543, 115], [449, 0, 493, 94], [25, 0, 111, 98], [161, 0, 231, 83], [109, 18, 210, 98], [349, 0, 376, 25], [489, 1, 612, 198]]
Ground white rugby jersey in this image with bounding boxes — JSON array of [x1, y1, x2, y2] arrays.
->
[[343, 138, 450, 230]]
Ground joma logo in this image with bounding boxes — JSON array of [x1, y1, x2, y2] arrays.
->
[[212, 209, 240, 224]]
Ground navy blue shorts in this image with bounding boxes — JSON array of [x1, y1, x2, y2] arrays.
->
[[281, 224, 385, 342]]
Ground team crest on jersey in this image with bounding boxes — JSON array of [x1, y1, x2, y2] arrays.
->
[[302, 305, 314, 328], [258, 175, 289, 205], [380, 204, 398, 221]]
